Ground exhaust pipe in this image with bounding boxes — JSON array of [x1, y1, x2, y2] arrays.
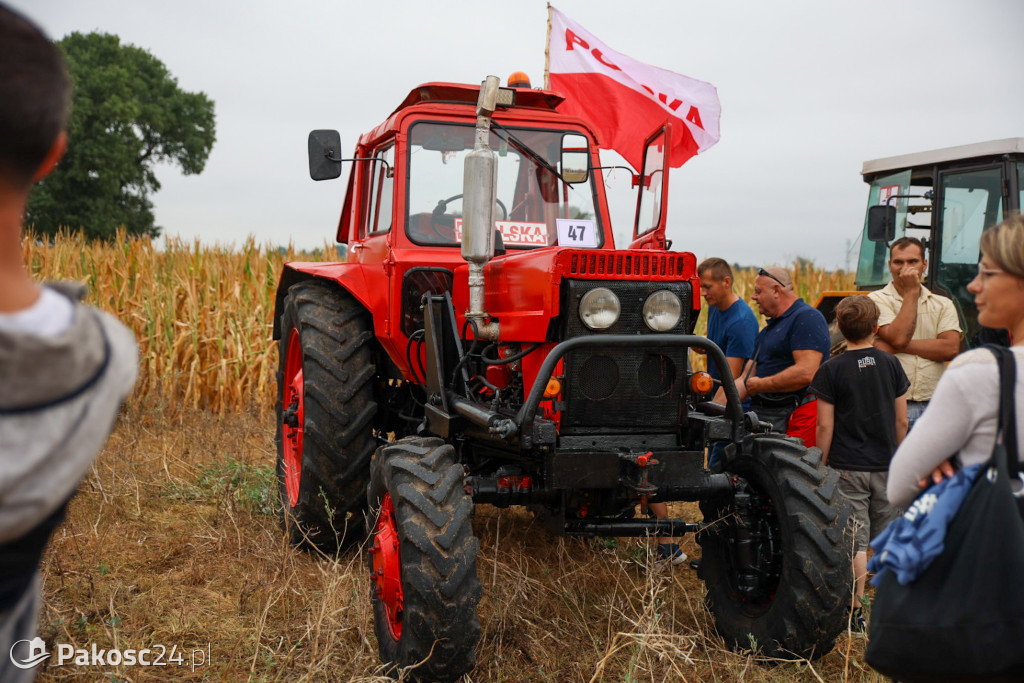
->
[[461, 75, 500, 341]]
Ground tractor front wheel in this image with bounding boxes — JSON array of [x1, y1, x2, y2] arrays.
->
[[275, 280, 377, 550], [698, 434, 852, 659], [366, 436, 481, 682]]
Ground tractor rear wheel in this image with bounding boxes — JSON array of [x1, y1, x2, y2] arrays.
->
[[366, 436, 481, 682], [698, 434, 852, 659], [275, 280, 377, 550]]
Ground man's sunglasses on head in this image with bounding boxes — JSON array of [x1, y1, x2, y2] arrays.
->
[[758, 268, 788, 289]]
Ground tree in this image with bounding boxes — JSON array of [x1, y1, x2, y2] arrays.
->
[[26, 32, 215, 239]]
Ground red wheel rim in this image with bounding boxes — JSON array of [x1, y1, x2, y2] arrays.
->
[[370, 493, 403, 640], [282, 328, 304, 508]]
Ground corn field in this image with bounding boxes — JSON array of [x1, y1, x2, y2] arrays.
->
[[23, 231, 338, 415], [24, 232, 854, 415]]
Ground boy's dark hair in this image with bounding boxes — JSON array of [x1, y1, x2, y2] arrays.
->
[[835, 295, 879, 343], [0, 4, 70, 187], [697, 256, 732, 282], [889, 236, 925, 259]]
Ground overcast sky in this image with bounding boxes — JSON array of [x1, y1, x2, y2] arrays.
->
[[11, 0, 1024, 269]]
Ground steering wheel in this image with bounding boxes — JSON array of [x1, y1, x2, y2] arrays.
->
[[432, 194, 508, 223]]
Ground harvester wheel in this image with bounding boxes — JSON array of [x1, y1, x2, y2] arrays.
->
[[366, 436, 481, 682], [275, 280, 377, 550], [698, 434, 852, 659]]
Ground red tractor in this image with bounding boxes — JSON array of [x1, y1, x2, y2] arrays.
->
[[274, 76, 851, 680]]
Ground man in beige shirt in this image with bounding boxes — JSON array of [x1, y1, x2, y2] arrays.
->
[[868, 237, 961, 427]]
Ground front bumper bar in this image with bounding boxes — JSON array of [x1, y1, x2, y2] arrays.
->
[[515, 334, 744, 448]]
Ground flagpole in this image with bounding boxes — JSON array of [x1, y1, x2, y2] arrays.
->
[[544, 3, 552, 90]]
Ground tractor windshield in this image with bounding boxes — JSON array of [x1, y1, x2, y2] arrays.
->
[[405, 121, 603, 249]]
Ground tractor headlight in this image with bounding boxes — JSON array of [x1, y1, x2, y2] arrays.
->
[[643, 290, 682, 331], [579, 287, 621, 330]]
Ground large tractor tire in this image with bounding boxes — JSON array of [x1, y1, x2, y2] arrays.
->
[[275, 280, 377, 551], [698, 434, 852, 659], [366, 437, 481, 682]]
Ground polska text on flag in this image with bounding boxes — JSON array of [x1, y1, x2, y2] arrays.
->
[[546, 6, 720, 170]]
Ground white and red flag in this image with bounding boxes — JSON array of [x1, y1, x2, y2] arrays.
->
[[546, 6, 720, 169]]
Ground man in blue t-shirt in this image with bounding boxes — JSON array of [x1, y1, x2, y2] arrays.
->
[[699, 258, 758, 392], [740, 266, 830, 446], [698, 258, 757, 470]]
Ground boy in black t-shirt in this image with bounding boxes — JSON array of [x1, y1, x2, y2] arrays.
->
[[810, 296, 910, 632]]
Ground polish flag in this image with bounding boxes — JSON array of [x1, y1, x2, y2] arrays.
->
[[547, 6, 720, 169]]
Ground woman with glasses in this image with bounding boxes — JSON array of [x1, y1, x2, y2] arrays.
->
[[887, 215, 1024, 507]]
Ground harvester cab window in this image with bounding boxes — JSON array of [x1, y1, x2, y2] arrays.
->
[[405, 121, 601, 248], [936, 166, 1003, 342], [939, 168, 1001, 265], [855, 170, 911, 287], [1018, 162, 1024, 211], [365, 145, 395, 236]]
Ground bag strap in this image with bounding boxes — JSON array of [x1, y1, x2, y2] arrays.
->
[[985, 344, 1019, 476], [741, 339, 761, 383]]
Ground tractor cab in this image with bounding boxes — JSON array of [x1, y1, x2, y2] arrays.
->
[[819, 138, 1024, 346]]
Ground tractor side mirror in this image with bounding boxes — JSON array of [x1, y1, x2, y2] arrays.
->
[[867, 205, 896, 242], [560, 134, 590, 184], [308, 129, 343, 181]]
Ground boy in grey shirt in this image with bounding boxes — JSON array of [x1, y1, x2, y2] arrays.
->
[[0, 6, 138, 680]]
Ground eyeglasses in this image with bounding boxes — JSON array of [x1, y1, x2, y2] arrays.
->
[[976, 263, 1005, 283], [758, 268, 789, 289]]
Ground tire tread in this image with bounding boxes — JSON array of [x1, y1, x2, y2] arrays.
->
[[274, 280, 377, 550], [699, 433, 853, 659], [367, 437, 481, 682]]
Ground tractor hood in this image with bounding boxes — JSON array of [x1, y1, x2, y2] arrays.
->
[[451, 247, 699, 340]]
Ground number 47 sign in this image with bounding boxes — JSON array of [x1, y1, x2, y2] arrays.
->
[[556, 218, 598, 248]]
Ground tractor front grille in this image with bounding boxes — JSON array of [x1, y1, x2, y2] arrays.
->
[[560, 279, 691, 434], [566, 252, 690, 278]]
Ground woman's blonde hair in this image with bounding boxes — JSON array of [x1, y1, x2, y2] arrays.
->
[[981, 214, 1024, 278]]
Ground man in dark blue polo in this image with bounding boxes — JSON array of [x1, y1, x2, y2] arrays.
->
[[739, 266, 830, 446]]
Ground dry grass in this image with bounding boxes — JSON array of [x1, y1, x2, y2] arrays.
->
[[26, 234, 875, 681]]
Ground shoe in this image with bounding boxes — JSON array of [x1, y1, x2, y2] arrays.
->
[[849, 607, 867, 633], [655, 543, 687, 566], [689, 557, 702, 570]]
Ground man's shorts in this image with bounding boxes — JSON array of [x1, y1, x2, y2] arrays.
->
[[750, 399, 818, 447], [834, 468, 901, 553], [786, 400, 817, 447]]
